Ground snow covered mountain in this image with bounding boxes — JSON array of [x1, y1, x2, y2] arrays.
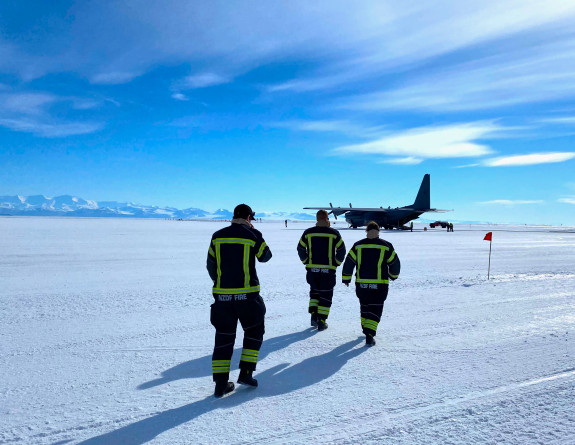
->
[[0, 195, 315, 220]]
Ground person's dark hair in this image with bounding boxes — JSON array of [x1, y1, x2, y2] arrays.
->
[[316, 209, 329, 221], [366, 221, 380, 231], [234, 203, 255, 219]]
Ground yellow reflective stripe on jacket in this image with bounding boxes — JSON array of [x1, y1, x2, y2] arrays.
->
[[389, 272, 399, 279], [256, 242, 268, 258], [212, 237, 256, 293], [336, 238, 344, 249], [342, 274, 352, 281], [387, 250, 396, 263], [306, 233, 338, 266], [213, 285, 261, 294], [299, 238, 307, 248], [208, 247, 215, 257], [243, 244, 250, 289], [213, 238, 256, 247], [356, 244, 388, 282], [349, 249, 357, 261]]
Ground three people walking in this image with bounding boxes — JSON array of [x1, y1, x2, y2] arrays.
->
[[207, 205, 400, 397]]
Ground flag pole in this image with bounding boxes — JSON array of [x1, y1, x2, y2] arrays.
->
[[487, 238, 492, 280]]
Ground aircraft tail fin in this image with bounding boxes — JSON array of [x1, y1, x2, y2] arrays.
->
[[412, 174, 431, 210]]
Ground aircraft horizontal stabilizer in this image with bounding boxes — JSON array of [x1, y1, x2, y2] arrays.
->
[[424, 209, 453, 213]]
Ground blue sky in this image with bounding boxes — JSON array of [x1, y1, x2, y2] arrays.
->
[[1, 0, 575, 224]]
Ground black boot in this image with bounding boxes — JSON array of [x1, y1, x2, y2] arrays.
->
[[317, 319, 328, 331], [365, 334, 376, 346], [310, 313, 318, 328], [214, 381, 235, 398], [237, 369, 258, 387]]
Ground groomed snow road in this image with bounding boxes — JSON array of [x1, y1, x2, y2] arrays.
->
[[1, 218, 574, 444]]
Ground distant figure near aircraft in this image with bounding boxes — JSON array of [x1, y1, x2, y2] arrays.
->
[[342, 221, 400, 346], [285, 219, 288, 227]]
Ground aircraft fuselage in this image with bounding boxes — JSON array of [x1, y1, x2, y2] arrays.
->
[[345, 208, 423, 229]]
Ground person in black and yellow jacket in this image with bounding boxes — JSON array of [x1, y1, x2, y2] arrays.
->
[[207, 204, 272, 397], [342, 221, 400, 346], [297, 210, 346, 331]]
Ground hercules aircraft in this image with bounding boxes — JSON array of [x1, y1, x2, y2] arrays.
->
[[304, 174, 451, 229]]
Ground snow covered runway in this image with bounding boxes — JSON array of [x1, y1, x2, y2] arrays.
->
[[1, 218, 574, 444]]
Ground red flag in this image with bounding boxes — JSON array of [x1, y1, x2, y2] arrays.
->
[[483, 232, 492, 241]]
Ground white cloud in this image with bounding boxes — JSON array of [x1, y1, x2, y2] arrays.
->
[[91, 72, 139, 85], [558, 197, 575, 204], [334, 122, 500, 160], [182, 73, 229, 89], [273, 119, 385, 138], [4, 0, 575, 92], [539, 116, 575, 124], [171, 93, 189, 101], [0, 118, 102, 137], [381, 156, 424, 165], [341, 36, 575, 112], [482, 152, 575, 166], [478, 200, 544, 205], [1, 93, 57, 115]]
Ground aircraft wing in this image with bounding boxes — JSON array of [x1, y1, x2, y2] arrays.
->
[[304, 206, 389, 213], [424, 208, 453, 213]]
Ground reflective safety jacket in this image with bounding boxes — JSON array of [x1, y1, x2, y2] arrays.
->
[[207, 221, 272, 295], [297, 225, 346, 271], [342, 237, 400, 284]]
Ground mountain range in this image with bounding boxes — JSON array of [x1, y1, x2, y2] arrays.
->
[[0, 195, 315, 220]]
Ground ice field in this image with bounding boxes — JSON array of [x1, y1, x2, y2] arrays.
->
[[1, 217, 575, 444]]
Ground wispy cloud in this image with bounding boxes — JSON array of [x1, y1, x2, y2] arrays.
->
[[539, 116, 575, 125], [91, 72, 139, 85], [334, 122, 501, 162], [381, 156, 423, 165], [341, 36, 575, 112], [0, 91, 103, 137], [4, 1, 575, 92], [478, 200, 544, 205], [273, 119, 385, 138], [182, 73, 229, 89], [0, 118, 102, 137], [558, 197, 575, 204], [171, 93, 189, 101], [2, 93, 57, 115], [482, 152, 575, 167]]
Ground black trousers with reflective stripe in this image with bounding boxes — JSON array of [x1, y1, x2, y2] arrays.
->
[[355, 284, 388, 336], [210, 293, 266, 382], [306, 270, 336, 318]]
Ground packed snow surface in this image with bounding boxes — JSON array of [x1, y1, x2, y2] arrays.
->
[[1, 217, 574, 444]]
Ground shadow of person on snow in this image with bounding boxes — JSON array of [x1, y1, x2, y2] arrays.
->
[[138, 328, 318, 389], [79, 337, 366, 445]]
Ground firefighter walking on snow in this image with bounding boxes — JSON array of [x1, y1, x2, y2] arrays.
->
[[297, 210, 346, 331], [342, 221, 400, 346], [207, 204, 272, 397]]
